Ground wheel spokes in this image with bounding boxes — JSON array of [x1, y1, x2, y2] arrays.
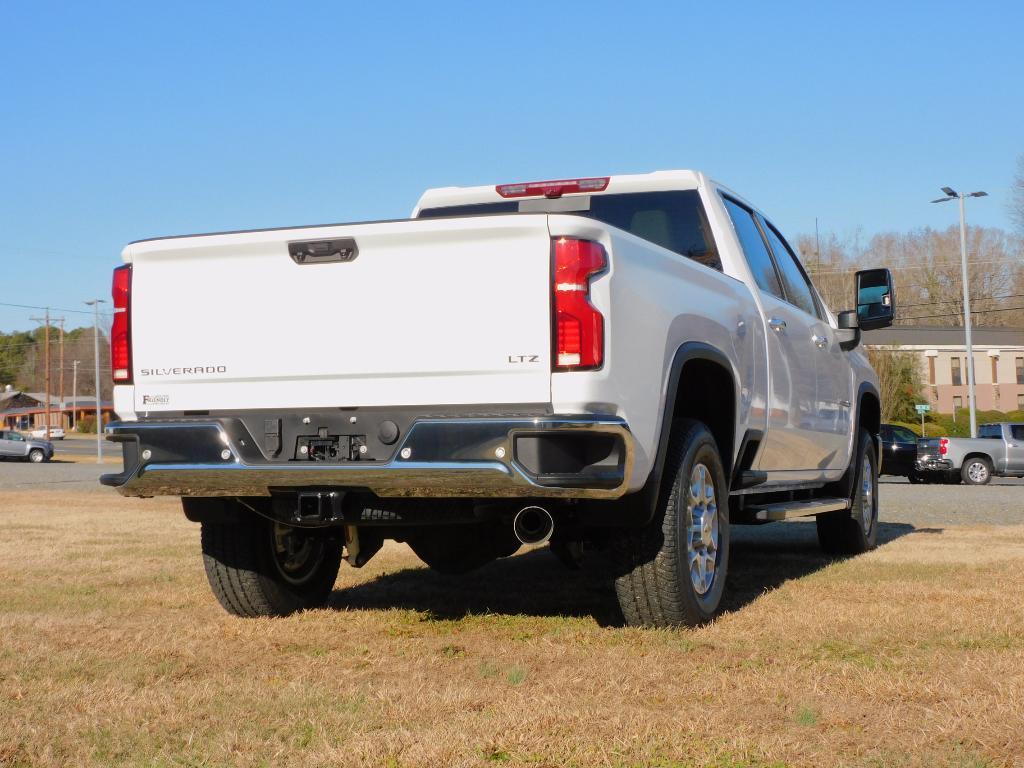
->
[[685, 463, 719, 596]]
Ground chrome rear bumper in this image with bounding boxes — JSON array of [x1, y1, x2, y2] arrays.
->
[[915, 456, 952, 472], [101, 416, 634, 500]]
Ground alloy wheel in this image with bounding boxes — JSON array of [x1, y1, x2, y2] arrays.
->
[[686, 463, 719, 595]]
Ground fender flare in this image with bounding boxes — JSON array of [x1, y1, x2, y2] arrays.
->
[[650, 341, 740, 488], [579, 341, 741, 528]]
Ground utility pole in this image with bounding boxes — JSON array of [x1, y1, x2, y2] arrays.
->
[[29, 309, 51, 439], [85, 299, 106, 462], [72, 360, 80, 430], [58, 317, 66, 413]]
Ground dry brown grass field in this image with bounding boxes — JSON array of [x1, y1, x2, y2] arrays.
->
[[2, 489, 1023, 767]]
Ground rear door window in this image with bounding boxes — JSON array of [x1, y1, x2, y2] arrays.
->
[[759, 217, 822, 319], [722, 197, 784, 299]]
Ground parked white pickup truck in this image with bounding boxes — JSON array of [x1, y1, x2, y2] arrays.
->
[[101, 170, 896, 627]]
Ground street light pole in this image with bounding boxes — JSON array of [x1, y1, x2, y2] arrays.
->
[[930, 187, 987, 439], [957, 193, 978, 439], [85, 299, 106, 462]]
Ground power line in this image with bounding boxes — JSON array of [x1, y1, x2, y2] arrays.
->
[[898, 305, 1024, 322], [897, 293, 1024, 309], [0, 300, 113, 317], [807, 258, 1016, 276]]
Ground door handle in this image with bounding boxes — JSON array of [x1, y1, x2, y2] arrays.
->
[[812, 334, 828, 349], [768, 317, 787, 332]]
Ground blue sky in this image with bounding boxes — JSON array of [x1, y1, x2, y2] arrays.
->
[[1, 0, 1021, 331]]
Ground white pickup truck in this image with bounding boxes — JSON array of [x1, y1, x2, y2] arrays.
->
[[101, 170, 896, 627]]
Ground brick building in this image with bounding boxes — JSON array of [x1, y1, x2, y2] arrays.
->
[[863, 325, 1024, 414]]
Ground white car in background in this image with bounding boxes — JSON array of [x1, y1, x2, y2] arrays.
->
[[30, 427, 65, 440]]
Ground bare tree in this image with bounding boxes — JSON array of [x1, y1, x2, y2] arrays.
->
[[13, 326, 110, 400], [1011, 154, 1024, 235], [797, 225, 1024, 328], [797, 231, 860, 314]]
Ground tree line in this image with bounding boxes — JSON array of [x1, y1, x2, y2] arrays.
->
[[797, 153, 1024, 329], [796, 224, 1024, 329], [0, 326, 111, 401]]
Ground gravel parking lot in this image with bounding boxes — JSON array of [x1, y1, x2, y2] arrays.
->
[[878, 476, 1023, 525]]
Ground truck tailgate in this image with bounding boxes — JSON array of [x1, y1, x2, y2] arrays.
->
[[125, 215, 553, 413]]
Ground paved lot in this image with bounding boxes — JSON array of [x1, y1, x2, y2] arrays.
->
[[48, 435, 109, 458], [0, 460, 113, 493]]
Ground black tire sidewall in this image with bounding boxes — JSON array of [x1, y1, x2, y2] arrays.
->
[[849, 431, 879, 550], [28, 449, 44, 463], [667, 427, 730, 621]]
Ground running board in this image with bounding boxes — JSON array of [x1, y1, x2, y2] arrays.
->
[[747, 497, 850, 522]]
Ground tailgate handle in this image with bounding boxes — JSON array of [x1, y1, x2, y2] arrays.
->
[[288, 238, 359, 265]]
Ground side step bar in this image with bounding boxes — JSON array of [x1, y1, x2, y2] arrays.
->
[[746, 497, 850, 522]]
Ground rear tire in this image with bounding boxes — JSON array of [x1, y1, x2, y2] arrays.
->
[[816, 428, 878, 555], [200, 513, 342, 617], [907, 470, 923, 484], [961, 457, 992, 486], [612, 419, 730, 628]]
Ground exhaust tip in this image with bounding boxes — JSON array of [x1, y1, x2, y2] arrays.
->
[[513, 506, 554, 545]]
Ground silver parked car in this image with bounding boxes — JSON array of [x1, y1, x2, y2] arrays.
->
[[0, 430, 54, 462]]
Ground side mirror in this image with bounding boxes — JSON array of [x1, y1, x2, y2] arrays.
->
[[855, 268, 895, 331]]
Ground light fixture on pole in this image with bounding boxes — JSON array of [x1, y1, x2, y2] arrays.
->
[[84, 299, 106, 462], [930, 187, 988, 438]]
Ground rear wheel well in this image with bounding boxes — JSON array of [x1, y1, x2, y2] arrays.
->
[[821, 389, 880, 500], [671, 359, 735, 477], [962, 452, 993, 466], [859, 391, 880, 440]]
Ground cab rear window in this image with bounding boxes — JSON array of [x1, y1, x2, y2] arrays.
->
[[418, 190, 721, 271]]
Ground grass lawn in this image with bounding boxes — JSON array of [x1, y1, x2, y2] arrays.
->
[[1, 491, 1022, 767]]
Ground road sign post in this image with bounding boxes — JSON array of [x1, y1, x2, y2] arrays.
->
[[915, 403, 931, 435]]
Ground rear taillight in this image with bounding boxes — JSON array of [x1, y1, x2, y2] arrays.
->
[[111, 264, 132, 383], [939, 438, 948, 456], [552, 238, 606, 370], [497, 177, 609, 199]]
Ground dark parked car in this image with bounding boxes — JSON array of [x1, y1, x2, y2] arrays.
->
[[879, 424, 921, 482]]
